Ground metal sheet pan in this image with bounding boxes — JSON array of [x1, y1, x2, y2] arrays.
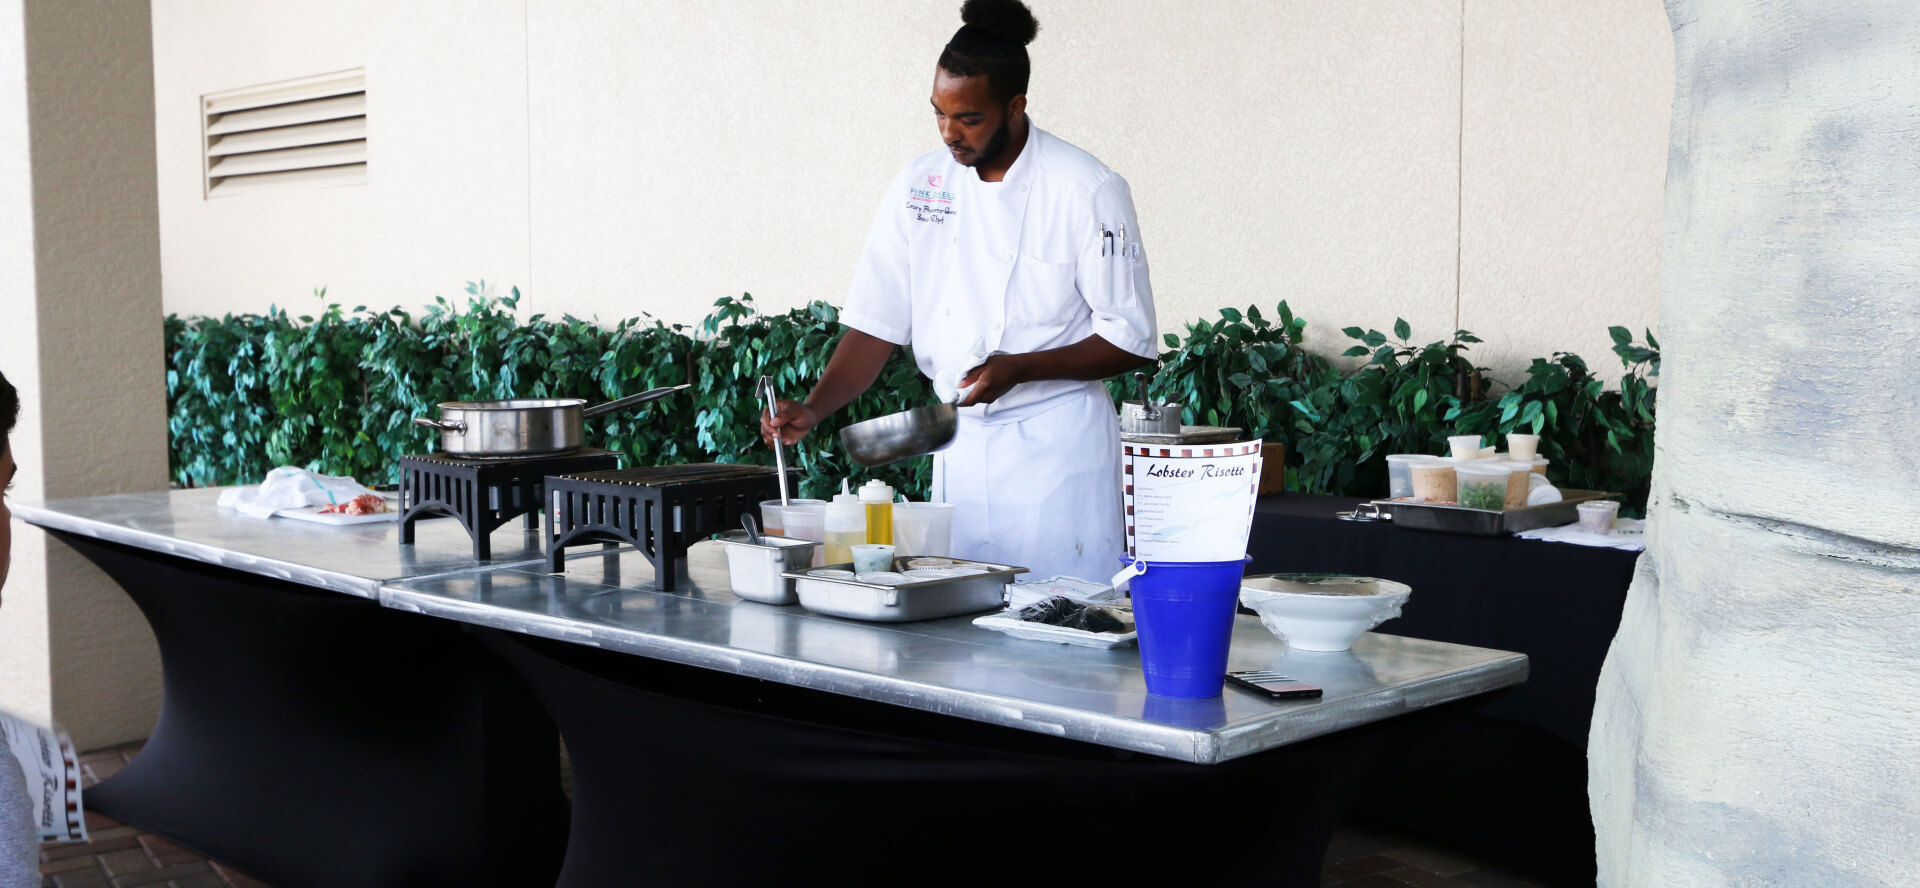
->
[[1374, 489, 1616, 536], [783, 557, 1026, 622]]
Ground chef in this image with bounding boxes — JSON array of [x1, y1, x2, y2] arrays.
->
[[763, 0, 1157, 581]]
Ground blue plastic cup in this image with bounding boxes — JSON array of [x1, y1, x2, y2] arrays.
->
[[1122, 555, 1251, 698]]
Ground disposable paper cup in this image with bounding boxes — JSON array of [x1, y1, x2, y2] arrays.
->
[[1506, 434, 1541, 461], [1122, 555, 1252, 698], [1447, 435, 1484, 459], [850, 544, 895, 574], [892, 502, 956, 557]]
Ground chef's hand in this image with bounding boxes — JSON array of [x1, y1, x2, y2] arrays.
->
[[761, 398, 819, 447], [957, 354, 1027, 408]]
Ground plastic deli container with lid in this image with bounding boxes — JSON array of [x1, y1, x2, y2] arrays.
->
[[1453, 462, 1514, 511], [1577, 500, 1621, 534], [1488, 460, 1535, 509], [892, 501, 955, 557], [1385, 454, 1442, 500], [1410, 459, 1458, 503], [759, 497, 825, 538], [783, 503, 830, 567]]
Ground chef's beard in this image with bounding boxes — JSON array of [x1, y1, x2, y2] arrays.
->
[[954, 116, 1013, 168]]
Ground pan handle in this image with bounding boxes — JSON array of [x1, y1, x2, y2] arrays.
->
[[413, 417, 466, 434], [581, 383, 692, 419]]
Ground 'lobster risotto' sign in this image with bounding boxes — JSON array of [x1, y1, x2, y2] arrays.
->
[[1122, 441, 1263, 562]]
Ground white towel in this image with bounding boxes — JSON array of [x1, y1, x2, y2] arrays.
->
[[216, 467, 381, 519], [1515, 517, 1647, 551]]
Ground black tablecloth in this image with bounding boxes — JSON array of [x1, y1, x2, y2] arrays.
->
[[57, 533, 569, 888], [1248, 494, 1639, 885], [476, 628, 1485, 888]]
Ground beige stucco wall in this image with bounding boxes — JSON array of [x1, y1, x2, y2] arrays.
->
[[152, 0, 1671, 384], [0, 0, 168, 748]]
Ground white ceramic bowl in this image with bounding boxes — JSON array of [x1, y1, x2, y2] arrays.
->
[[1238, 573, 1412, 652]]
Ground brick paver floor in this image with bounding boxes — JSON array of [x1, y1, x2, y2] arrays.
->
[[42, 740, 1552, 888]]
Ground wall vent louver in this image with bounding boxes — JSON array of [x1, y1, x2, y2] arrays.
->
[[203, 69, 366, 197]]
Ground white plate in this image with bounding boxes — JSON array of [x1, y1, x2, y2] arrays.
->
[[972, 609, 1138, 649], [277, 497, 400, 525]]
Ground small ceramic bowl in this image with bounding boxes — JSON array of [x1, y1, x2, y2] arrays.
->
[[1238, 573, 1413, 652]]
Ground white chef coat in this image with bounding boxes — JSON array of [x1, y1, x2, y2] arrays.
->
[[840, 124, 1157, 580]]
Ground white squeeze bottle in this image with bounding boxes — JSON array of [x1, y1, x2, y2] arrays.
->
[[859, 479, 895, 545], [824, 479, 866, 566]]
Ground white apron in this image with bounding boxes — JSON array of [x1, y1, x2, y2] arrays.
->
[[840, 126, 1156, 582], [932, 384, 1124, 581]]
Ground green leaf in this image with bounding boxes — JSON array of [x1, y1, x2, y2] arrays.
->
[[1393, 318, 1411, 341]]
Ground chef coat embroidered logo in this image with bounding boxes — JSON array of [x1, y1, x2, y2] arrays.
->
[[907, 183, 957, 224]]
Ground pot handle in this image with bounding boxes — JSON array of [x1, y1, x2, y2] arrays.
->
[[413, 417, 467, 434], [582, 383, 692, 419]]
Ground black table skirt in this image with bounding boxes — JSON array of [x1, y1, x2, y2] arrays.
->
[[477, 627, 1487, 888], [1248, 494, 1638, 886], [56, 533, 569, 888]]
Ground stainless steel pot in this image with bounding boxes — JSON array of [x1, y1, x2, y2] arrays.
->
[[413, 384, 689, 457]]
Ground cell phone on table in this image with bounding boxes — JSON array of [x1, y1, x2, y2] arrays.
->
[[1225, 670, 1323, 699]]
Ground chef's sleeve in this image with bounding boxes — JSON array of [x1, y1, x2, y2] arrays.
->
[[1078, 173, 1159, 359], [840, 170, 914, 346]]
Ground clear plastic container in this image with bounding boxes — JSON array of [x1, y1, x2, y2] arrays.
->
[[849, 544, 895, 574], [1506, 433, 1541, 461], [1447, 434, 1485, 459], [1454, 463, 1514, 511], [783, 503, 829, 567], [1411, 460, 1458, 503], [1386, 454, 1441, 499], [1488, 460, 1535, 510], [1577, 500, 1621, 534], [892, 501, 955, 557], [759, 497, 825, 538], [825, 488, 865, 566]]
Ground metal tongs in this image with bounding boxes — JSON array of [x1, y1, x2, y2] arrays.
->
[[759, 375, 790, 507]]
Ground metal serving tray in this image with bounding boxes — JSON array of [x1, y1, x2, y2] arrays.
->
[[1373, 489, 1616, 537], [782, 557, 1027, 622]]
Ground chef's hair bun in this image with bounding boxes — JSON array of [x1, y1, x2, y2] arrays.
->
[[960, 0, 1039, 47]]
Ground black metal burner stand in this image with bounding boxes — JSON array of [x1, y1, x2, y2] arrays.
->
[[399, 449, 621, 559], [545, 464, 788, 589]]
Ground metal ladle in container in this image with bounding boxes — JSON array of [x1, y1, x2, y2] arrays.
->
[[759, 376, 790, 506]]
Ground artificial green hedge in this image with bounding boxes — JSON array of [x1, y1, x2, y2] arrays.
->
[[165, 282, 1658, 513]]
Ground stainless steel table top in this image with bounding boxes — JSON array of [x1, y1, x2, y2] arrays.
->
[[383, 544, 1528, 764], [16, 489, 1526, 763], [12, 487, 548, 599]]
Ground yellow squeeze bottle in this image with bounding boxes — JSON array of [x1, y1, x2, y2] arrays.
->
[[859, 479, 895, 545]]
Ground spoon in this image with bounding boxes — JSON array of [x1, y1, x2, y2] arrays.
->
[[741, 511, 763, 545]]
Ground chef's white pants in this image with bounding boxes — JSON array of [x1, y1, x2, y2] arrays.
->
[[933, 385, 1123, 582]]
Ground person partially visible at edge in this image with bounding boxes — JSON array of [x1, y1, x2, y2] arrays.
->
[[0, 371, 37, 888], [761, 0, 1157, 581]]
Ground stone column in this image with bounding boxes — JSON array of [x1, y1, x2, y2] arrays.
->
[[1590, 1, 1920, 884], [0, 0, 166, 749]]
